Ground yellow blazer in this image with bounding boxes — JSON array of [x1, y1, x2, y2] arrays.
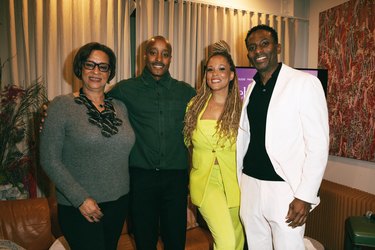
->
[[188, 97, 240, 208]]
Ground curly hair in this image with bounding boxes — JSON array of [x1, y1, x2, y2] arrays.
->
[[183, 46, 242, 147]]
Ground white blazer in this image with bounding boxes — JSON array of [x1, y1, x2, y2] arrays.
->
[[236, 64, 329, 206]]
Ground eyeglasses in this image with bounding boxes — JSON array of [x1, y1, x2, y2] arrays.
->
[[83, 61, 110, 72]]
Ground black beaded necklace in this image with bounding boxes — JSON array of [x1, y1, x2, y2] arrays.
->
[[74, 88, 123, 137]]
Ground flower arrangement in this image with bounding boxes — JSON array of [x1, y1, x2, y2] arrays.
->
[[0, 58, 48, 199]]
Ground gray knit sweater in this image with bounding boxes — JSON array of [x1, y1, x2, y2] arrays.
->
[[40, 94, 135, 207]]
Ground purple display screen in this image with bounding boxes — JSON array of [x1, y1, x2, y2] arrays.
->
[[236, 67, 327, 100]]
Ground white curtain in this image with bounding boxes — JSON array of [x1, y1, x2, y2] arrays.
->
[[0, 0, 133, 100], [135, 0, 309, 88], [0, 0, 309, 98]]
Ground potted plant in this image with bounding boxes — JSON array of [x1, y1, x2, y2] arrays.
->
[[0, 58, 48, 200]]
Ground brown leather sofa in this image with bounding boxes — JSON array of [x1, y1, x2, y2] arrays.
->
[[0, 198, 54, 250], [0, 197, 213, 250]]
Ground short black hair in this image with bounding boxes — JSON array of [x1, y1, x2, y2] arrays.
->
[[73, 42, 116, 82], [245, 24, 279, 49]]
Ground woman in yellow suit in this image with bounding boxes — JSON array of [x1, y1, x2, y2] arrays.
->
[[184, 41, 244, 250]]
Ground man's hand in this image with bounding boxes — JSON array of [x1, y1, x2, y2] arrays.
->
[[285, 198, 311, 228], [39, 103, 49, 132], [79, 197, 104, 223]]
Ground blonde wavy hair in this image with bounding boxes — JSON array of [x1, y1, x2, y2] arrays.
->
[[183, 41, 242, 147]]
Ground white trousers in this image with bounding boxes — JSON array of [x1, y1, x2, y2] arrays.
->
[[240, 174, 305, 250]]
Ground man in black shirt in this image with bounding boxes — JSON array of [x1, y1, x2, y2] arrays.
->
[[236, 25, 329, 249], [109, 36, 196, 250]]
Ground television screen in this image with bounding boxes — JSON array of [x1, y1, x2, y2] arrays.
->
[[236, 67, 328, 99]]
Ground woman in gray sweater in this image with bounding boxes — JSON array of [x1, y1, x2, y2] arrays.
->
[[40, 42, 135, 250]]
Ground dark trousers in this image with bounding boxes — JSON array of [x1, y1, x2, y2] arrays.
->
[[130, 168, 188, 250], [58, 194, 129, 250]]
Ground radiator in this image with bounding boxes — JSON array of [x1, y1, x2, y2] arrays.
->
[[305, 180, 375, 250]]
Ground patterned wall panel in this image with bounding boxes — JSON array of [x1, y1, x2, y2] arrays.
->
[[318, 0, 375, 162]]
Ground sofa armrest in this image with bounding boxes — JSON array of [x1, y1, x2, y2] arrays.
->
[[0, 198, 54, 250]]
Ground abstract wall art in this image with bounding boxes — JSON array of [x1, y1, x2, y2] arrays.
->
[[318, 0, 375, 162]]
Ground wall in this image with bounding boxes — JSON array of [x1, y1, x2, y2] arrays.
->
[[325, 156, 375, 194], [308, 0, 375, 195]]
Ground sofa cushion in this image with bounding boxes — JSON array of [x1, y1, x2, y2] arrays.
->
[[117, 234, 136, 250], [185, 227, 213, 250], [49, 236, 70, 250], [0, 198, 54, 250], [0, 240, 26, 250]]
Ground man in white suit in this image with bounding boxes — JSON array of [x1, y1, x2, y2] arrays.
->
[[237, 24, 329, 249]]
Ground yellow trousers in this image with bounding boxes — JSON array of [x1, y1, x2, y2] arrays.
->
[[198, 165, 244, 250]]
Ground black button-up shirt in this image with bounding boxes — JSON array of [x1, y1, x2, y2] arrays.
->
[[109, 68, 196, 170], [243, 63, 284, 181]]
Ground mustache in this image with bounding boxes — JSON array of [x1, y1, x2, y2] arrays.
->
[[151, 62, 165, 67]]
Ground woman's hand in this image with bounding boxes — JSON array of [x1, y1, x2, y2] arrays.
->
[[79, 197, 104, 223]]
